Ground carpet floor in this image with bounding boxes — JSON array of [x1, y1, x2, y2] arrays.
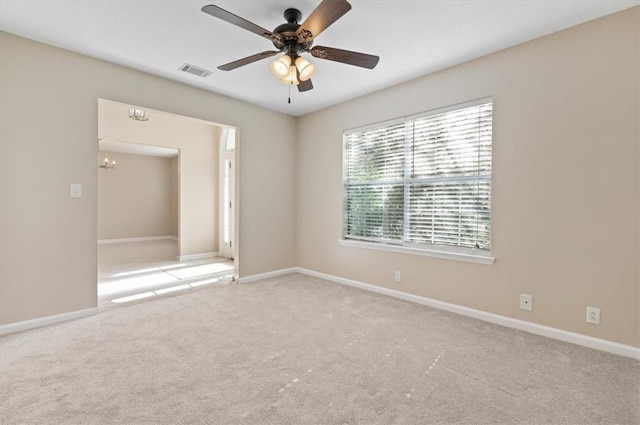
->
[[1, 273, 639, 424]]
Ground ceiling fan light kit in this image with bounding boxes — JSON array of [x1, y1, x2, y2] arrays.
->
[[201, 0, 379, 100], [272, 55, 315, 85]]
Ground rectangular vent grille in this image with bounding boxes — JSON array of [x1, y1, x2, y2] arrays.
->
[[179, 63, 212, 78]]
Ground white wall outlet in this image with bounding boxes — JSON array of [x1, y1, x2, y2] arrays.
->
[[586, 307, 600, 325], [69, 183, 82, 198], [394, 271, 401, 283], [520, 294, 533, 311]]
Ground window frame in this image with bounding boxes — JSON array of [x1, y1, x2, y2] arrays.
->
[[341, 97, 494, 265]]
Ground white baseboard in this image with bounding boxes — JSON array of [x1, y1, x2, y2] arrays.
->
[[177, 252, 219, 261], [5, 269, 636, 360], [293, 267, 640, 360], [238, 267, 296, 284], [98, 236, 177, 245], [0, 308, 99, 336]]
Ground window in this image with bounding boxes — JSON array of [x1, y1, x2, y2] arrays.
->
[[343, 98, 492, 258], [224, 127, 236, 151]]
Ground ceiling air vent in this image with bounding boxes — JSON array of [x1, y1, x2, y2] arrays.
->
[[179, 63, 212, 78]]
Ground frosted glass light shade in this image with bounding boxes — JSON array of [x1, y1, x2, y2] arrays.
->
[[280, 66, 299, 85], [295, 57, 316, 81], [270, 55, 291, 78], [128, 107, 149, 121]]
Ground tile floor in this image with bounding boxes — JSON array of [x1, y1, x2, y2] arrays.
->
[[98, 239, 234, 308]]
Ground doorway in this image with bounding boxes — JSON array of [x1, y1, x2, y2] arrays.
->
[[97, 99, 239, 308]]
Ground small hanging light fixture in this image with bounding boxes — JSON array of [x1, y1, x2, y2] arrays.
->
[[128, 107, 149, 121], [98, 157, 116, 170]]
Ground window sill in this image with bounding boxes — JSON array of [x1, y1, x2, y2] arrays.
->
[[338, 239, 495, 265]]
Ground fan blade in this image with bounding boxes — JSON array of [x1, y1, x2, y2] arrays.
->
[[298, 79, 314, 92], [202, 5, 284, 48], [310, 46, 379, 69], [297, 0, 352, 44], [217, 51, 278, 71]]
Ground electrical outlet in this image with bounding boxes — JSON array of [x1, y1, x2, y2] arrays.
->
[[586, 307, 600, 325], [520, 294, 533, 311], [394, 271, 401, 283]]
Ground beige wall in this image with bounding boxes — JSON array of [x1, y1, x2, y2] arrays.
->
[[296, 8, 640, 347], [99, 100, 219, 256], [98, 151, 177, 240], [0, 31, 297, 325]]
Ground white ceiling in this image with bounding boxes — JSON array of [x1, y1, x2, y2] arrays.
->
[[1, 1, 637, 117]]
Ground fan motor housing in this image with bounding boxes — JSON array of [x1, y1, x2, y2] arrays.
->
[[272, 8, 311, 52]]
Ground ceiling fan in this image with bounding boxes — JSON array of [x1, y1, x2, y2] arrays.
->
[[201, 0, 379, 95]]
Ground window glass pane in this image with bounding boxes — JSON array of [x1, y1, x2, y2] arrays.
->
[[223, 159, 230, 243], [345, 122, 405, 183], [226, 128, 236, 151], [410, 103, 492, 178], [407, 181, 491, 249], [345, 183, 404, 241]]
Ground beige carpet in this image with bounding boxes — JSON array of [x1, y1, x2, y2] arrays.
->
[[1, 273, 639, 424]]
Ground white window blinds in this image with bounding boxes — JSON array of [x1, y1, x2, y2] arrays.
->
[[344, 99, 492, 252]]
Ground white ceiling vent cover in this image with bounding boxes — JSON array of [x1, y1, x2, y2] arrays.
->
[[179, 63, 212, 78]]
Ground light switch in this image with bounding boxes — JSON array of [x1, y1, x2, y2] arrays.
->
[[70, 183, 82, 198]]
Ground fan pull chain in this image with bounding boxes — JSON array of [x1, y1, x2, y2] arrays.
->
[[288, 66, 293, 104]]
